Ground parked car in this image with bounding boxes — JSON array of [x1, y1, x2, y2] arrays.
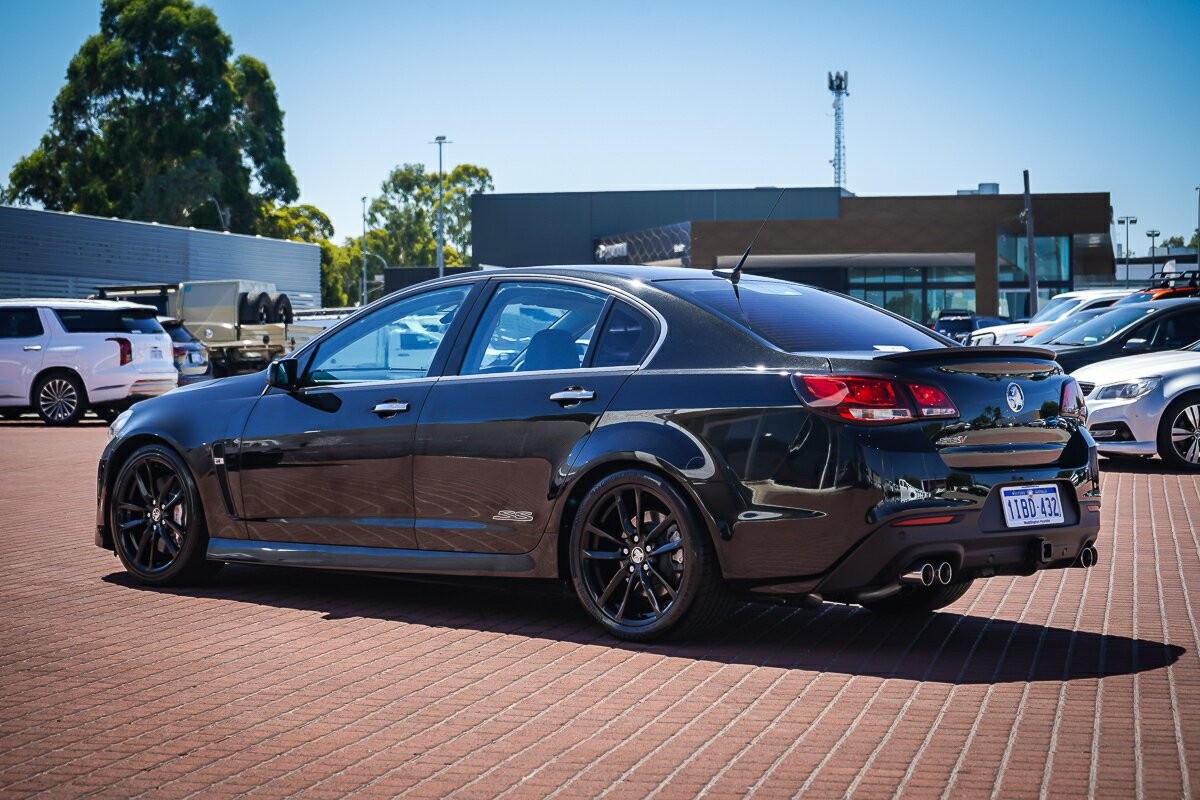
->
[[1073, 339, 1200, 470], [97, 266, 1100, 641], [1046, 298, 1200, 373], [968, 289, 1132, 346], [1021, 306, 1115, 346], [160, 318, 211, 385], [930, 309, 1009, 342], [1113, 271, 1200, 305], [0, 299, 177, 424]]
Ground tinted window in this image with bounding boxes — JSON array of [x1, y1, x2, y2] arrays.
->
[[162, 323, 197, 344], [308, 285, 471, 384], [54, 308, 164, 334], [1046, 306, 1158, 345], [1136, 311, 1200, 350], [664, 279, 944, 353], [0, 309, 44, 339], [594, 302, 656, 368], [460, 282, 608, 375]]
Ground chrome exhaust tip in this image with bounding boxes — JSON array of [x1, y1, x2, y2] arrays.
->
[[901, 563, 936, 587], [936, 561, 953, 586], [1079, 544, 1097, 569]]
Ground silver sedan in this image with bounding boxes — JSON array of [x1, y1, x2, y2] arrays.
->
[[1073, 339, 1200, 470]]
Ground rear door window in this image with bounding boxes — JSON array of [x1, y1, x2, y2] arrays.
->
[[593, 301, 657, 367], [0, 309, 44, 339], [661, 279, 944, 353]]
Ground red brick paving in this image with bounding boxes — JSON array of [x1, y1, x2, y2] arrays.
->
[[0, 419, 1198, 798]]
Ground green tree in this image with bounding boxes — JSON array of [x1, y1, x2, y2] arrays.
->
[[4, 0, 297, 233], [1160, 235, 1186, 249], [1189, 233, 1198, 249], [367, 162, 490, 266]]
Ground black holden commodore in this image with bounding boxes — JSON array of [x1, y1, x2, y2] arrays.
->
[[97, 266, 1100, 640]]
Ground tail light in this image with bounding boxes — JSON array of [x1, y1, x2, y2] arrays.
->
[[106, 337, 132, 366], [1060, 377, 1088, 422], [792, 375, 959, 424], [173, 346, 187, 359]]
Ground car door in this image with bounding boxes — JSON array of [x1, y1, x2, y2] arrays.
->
[[0, 307, 48, 406], [413, 280, 660, 554], [237, 282, 480, 548]]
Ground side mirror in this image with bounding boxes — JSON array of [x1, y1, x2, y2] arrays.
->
[[1123, 338, 1148, 352], [267, 358, 299, 391]]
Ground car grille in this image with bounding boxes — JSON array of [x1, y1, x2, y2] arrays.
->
[[1078, 382, 1095, 397]]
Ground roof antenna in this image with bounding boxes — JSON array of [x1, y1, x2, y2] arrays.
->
[[719, 188, 787, 286]]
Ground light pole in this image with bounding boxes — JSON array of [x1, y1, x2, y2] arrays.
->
[[1117, 216, 1137, 286], [431, 135, 452, 278], [365, 253, 389, 301], [360, 196, 368, 307], [1146, 229, 1161, 279]]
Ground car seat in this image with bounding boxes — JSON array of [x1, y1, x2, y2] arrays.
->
[[520, 329, 579, 371]]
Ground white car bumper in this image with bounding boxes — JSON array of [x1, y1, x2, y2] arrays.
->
[[1084, 389, 1165, 456]]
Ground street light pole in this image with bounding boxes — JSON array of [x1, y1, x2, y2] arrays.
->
[[361, 196, 368, 306], [1117, 216, 1137, 287], [431, 135, 452, 278], [1146, 229, 1161, 279]]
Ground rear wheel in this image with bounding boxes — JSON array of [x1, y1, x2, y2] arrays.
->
[[861, 579, 974, 615], [569, 470, 729, 641], [111, 444, 219, 585], [34, 372, 86, 425], [1158, 393, 1200, 471]]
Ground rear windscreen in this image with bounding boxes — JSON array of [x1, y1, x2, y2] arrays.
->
[[660, 279, 945, 353], [54, 309, 164, 334]]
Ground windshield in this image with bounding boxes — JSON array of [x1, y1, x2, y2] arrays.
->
[[661, 279, 945, 353], [1024, 308, 1112, 344], [1029, 296, 1080, 323], [1045, 306, 1157, 346]]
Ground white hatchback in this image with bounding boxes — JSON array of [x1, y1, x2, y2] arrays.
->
[[0, 299, 178, 425]]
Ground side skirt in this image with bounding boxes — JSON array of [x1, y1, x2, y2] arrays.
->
[[207, 538, 537, 577]]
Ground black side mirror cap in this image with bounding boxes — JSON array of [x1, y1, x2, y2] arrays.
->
[[267, 358, 299, 391]]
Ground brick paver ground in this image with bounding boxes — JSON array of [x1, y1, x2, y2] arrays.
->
[[1, 419, 1198, 798]]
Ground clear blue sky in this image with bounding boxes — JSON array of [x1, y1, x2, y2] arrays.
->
[[2, 0, 1198, 253]]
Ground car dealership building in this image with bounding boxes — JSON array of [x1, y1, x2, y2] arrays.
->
[[472, 186, 1115, 322]]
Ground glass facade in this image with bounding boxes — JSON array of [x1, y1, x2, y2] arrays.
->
[[840, 236, 1074, 324]]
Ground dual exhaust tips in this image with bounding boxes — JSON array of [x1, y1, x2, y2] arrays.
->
[[901, 561, 954, 588]]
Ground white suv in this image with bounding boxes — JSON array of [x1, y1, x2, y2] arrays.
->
[[0, 299, 178, 425]]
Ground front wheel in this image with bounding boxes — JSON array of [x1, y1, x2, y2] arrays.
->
[[111, 444, 218, 585], [569, 470, 729, 641], [861, 579, 975, 615], [34, 373, 86, 425], [1158, 393, 1200, 471]]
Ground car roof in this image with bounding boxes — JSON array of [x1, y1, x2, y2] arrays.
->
[[0, 297, 159, 311]]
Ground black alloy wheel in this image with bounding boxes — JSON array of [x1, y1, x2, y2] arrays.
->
[[111, 444, 217, 585], [569, 470, 727, 641], [35, 372, 85, 425], [1159, 393, 1200, 471]]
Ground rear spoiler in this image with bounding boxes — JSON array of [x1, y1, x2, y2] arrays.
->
[[876, 345, 1056, 362]]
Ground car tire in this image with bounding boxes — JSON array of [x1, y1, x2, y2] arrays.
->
[[111, 444, 220, 586], [1157, 392, 1200, 471], [861, 579, 974, 615], [569, 470, 730, 641], [34, 372, 86, 426]]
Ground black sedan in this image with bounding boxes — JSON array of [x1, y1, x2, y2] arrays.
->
[[97, 266, 1101, 640], [1043, 298, 1200, 374]]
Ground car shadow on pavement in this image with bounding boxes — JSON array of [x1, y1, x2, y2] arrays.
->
[[1100, 456, 1196, 475], [103, 566, 1182, 685]]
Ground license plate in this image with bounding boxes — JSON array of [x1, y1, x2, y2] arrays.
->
[[150, 348, 163, 360], [1000, 484, 1065, 528], [187, 352, 204, 365]]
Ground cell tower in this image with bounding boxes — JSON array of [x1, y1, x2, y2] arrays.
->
[[828, 71, 849, 189]]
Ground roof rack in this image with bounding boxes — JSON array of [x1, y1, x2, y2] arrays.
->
[[1145, 270, 1199, 288]]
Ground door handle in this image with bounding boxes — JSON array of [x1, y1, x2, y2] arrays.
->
[[549, 387, 595, 405], [23, 345, 41, 352], [371, 400, 410, 418]]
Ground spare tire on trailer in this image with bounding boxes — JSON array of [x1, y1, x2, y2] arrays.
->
[[271, 293, 293, 325], [239, 292, 273, 324]]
